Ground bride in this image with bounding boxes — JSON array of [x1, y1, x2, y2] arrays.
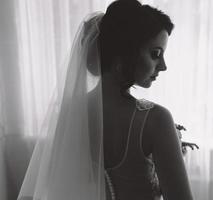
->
[[18, 0, 194, 200]]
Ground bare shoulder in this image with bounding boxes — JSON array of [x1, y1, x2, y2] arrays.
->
[[136, 99, 172, 122], [145, 102, 182, 157], [145, 103, 176, 141], [141, 102, 176, 155], [149, 102, 173, 123], [146, 103, 175, 138]]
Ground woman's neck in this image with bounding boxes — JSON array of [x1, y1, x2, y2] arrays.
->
[[101, 72, 135, 110]]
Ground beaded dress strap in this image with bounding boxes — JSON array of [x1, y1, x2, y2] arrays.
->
[[105, 170, 116, 200]]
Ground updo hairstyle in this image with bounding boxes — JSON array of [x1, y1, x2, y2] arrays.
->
[[99, 0, 174, 94]]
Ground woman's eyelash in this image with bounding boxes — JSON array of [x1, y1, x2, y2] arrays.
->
[[151, 50, 162, 58]]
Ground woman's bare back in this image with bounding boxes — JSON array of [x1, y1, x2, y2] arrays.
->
[[103, 99, 152, 168]]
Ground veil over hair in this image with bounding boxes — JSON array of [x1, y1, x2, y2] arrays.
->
[[18, 12, 106, 200]]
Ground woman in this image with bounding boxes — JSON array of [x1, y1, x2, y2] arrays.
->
[[18, 0, 193, 200], [99, 1, 193, 200]]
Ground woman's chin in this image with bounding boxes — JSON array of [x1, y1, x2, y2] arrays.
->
[[138, 80, 152, 88], [142, 84, 152, 88]]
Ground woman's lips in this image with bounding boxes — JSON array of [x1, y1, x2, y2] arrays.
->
[[150, 75, 158, 80]]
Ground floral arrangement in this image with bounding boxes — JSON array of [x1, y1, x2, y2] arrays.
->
[[175, 124, 199, 155]]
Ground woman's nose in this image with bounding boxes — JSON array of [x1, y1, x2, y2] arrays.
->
[[157, 58, 167, 71]]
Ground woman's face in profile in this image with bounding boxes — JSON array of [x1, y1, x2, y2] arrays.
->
[[134, 30, 169, 88]]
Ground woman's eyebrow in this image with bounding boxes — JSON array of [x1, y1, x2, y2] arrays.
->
[[152, 46, 165, 53], [153, 46, 163, 51]]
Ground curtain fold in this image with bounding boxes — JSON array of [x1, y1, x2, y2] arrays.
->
[[0, 0, 24, 136], [0, 0, 212, 200]]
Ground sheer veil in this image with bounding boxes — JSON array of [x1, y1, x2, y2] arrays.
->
[[18, 12, 106, 200]]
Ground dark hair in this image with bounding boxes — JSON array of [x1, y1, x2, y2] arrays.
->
[[99, 0, 174, 94]]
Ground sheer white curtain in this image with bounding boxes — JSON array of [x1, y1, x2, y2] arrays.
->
[[132, 0, 213, 199], [0, 0, 212, 200]]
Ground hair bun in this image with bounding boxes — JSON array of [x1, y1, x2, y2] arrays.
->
[[102, 0, 142, 38], [105, 0, 142, 16], [116, 0, 141, 4]]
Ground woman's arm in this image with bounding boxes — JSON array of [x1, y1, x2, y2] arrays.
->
[[147, 104, 194, 200]]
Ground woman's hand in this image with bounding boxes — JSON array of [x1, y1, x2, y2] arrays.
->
[[175, 123, 199, 156], [182, 142, 199, 150]]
